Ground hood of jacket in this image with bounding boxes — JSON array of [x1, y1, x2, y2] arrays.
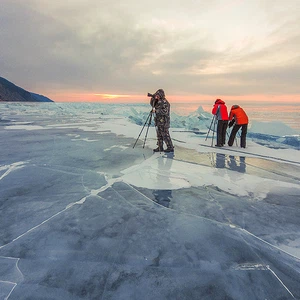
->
[[215, 98, 225, 105], [231, 105, 240, 110], [155, 89, 165, 99]]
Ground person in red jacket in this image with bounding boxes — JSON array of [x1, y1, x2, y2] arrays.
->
[[228, 105, 249, 148], [212, 99, 229, 147]]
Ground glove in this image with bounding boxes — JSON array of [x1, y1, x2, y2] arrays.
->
[[228, 120, 234, 128]]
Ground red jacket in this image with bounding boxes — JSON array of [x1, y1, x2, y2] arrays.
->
[[229, 105, 248, 125], [212, 99, 229, 121]]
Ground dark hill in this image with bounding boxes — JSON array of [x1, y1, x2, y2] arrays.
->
[[0, 76, 54, 102]]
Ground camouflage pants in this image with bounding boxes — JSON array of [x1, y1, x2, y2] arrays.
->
[[156, 124, 173, 150]]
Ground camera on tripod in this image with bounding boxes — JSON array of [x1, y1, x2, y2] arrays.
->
[[148, 92, 158, 107]]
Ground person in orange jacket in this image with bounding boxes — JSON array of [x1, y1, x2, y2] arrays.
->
[[212, 99, 229, 147], [228, 105, 249, 148]]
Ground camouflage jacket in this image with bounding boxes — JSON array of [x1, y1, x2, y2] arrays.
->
[[151, 97, 170, 128]]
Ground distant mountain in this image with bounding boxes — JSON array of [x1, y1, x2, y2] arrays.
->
[[0, 76, 54, 102]]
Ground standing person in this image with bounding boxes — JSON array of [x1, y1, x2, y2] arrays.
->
[[228, 105, 249, 148], [150, 89, 174, 153], [212, 98, 229, 147]]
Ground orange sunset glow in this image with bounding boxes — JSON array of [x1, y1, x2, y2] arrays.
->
[[46, 92, 300, 104]]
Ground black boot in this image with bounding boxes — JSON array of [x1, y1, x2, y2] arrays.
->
[[165, 136, 174, 153], [153, 147, 163, 152]]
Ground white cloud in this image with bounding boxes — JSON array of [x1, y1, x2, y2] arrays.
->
[[1, 0, 300, 97]]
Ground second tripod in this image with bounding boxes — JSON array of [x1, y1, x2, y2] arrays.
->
[[205, 116, 237, 147], [205, 115, 217, 146]]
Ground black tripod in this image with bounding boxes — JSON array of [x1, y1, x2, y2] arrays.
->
[[133, 111, 153, 149], [206, 116, 233, 147], [205, 115, 217, 146]]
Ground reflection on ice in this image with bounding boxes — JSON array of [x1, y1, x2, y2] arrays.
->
[[215, 153, 246, 173], [228, 155, 246, 173], [122, 148, 299, 202]]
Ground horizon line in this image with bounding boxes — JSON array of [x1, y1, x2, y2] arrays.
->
[[44, 92, 300, 103]]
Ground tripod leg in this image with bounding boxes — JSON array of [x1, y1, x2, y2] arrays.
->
[[211, 118, 216, 147], [226, 130, 230, 139], [235, 130, 241, 146], [133, 111, 151, 148], [205, 116, 215, 141], [143, 112, 153, 148], [235, 134, 238, 146]]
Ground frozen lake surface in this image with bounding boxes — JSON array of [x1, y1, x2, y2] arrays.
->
[[0, 103, 300, 299]]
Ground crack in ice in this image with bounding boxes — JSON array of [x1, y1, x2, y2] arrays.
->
[[241, 229, 300, 261], [0, 257, 23, 300], [0, 169, 123, 250], [267, 266, 296, 299], [0, 162, 27, 181], [233, 263, 295, 298], [1, 281, 17, 300], [0, 209, 69, 250]]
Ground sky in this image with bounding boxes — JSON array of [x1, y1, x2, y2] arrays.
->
[[1, 0, 300, 103]]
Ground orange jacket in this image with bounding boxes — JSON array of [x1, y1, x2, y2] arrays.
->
[[229, 105, 248, 125]]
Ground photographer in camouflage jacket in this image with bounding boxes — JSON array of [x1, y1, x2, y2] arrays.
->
[[150, 89, 174, 153]]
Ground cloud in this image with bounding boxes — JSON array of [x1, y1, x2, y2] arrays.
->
[[0, 0, 300, 99], [0, 0, 168, 90]]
